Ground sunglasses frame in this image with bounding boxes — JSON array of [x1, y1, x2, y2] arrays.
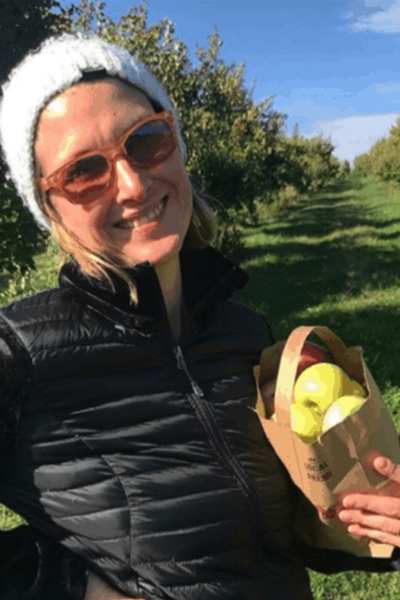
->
[[38, 111, 177, 203]]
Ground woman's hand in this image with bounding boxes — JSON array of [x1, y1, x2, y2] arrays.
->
[[338, 454, 400, 547]]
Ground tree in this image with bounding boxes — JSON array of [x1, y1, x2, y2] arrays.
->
[[353, 118, 400, 185], [67, 3, 288, 213], [0, 1, 73, 278], [0, 0, 342, 277], [0, 0, 71, 84]]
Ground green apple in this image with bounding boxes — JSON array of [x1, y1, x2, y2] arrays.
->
[[290, 403, 322, 444], [294, 362, 354, 413], [322, 395, 366, 433]]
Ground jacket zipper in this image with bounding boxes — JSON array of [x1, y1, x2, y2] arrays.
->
[[173, 344, 261, 529]]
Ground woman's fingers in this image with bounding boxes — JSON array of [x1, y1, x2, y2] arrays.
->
[[338, 505, 400, 545], [372, 456, 400, 489], [339, 506, 400, 532], [338, 455, 400, 548], [340, 494, 400, 518], [340, 521, 400, 547]]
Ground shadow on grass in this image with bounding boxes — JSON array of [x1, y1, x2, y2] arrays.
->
[[240, 184, 400, 391]]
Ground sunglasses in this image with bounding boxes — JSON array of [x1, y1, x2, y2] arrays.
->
[[39, 111, 177, 204]]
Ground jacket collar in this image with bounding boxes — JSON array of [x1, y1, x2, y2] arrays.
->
[[58, 246, 248, 332]]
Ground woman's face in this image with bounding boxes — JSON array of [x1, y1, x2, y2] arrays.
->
[[35, 79, 193, 268]]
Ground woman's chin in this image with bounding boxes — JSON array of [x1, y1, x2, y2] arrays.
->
[[118, 234, 183, 268]]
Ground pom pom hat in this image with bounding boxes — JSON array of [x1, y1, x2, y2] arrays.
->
[[0, 33, 185, 231]]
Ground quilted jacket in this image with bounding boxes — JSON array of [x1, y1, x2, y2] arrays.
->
[[0, 246, 399, 600]]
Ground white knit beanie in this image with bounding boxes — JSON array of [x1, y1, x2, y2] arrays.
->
[[0, 32, 185, 231]]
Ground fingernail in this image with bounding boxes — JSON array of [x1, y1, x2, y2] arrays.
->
[[348, 526, 358, 534], [376, 457, 388, 470]]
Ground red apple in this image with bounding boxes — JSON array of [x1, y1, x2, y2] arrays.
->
[[296, 342, 329, 378]]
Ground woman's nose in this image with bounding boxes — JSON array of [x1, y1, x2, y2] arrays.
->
[[113, 158, 148, 203]]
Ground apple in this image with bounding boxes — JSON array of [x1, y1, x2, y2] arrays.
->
[[260, 342, 328, 417], [348, 378, 367, 398], [297, 342, 329, 377], [322, 395, 366, 433], [294, 362, 355, 414], [290, 403, 322, 443]]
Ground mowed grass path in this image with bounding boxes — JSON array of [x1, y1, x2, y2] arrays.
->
[[1, 178, 400, 597], [240, 178, 400, 599]]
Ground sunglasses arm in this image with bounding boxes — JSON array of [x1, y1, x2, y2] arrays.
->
[[38, 176, 52, 193]]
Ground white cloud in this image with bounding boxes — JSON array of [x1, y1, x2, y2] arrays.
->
[[350, 0, 400, 33], [310, 113, 399, 162]]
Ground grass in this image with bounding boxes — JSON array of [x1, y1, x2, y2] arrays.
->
[[240, 177, 400, 598], [1, 177, 400, 596]]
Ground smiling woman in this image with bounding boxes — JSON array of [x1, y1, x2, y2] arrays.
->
[[35, 79, 193, 304], [0, 32, 400, 600]]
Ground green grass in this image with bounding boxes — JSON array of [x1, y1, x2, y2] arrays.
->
[[1, 177, 400, 596], [240, 177, 400, 598], [0, 240, 60, 306]]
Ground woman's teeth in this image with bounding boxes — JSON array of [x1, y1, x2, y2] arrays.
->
[[115, 198, 166, 230]]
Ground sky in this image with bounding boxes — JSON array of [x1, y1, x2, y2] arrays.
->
[[65, 0, 400, 163]]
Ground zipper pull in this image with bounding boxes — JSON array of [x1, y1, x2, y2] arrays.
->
[[174, 345, 186, 371], [174, 345, 204, 398]]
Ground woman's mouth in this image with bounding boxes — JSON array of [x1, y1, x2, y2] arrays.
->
[[113, 196, 167, 230]]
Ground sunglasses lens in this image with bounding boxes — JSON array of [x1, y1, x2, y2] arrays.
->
[[125, 119, 175, 167], [63, 155, 109, 195]]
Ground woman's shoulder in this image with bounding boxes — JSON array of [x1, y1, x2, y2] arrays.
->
[[1, 286, 75, 321], [0, 287, 83, 369], [214, 298, 275, 346], [0, 286, 82, 339]]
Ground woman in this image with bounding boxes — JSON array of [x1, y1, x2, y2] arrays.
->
[[0, 33, 400, 600]]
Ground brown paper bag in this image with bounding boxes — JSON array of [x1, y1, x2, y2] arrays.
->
[[255, 325, 400, 558]]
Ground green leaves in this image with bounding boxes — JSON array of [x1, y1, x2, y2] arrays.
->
[[354, 118, 400, 184], [0, 0, 342, 282], [0, 0, 67, 283]]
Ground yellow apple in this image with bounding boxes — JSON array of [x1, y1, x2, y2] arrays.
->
[[290, 403, 322, 444], [348, 378, 367, 398], [322, 395, 366, 433], [294, 362, 354, 413]]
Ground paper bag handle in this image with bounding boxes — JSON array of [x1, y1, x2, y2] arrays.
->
[[274, 325, 357, 426]]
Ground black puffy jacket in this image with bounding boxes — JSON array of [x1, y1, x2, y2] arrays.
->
[[0, 247, 399, 600]]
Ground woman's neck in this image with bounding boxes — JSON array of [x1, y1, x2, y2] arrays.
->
[[155, 256, 182, 341]]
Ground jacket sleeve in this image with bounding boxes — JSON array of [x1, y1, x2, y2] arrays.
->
[[0, 314, 32, 448], [0, 322, 88, 599], [0, 332, 17, 452], [0, 525, 88, 599], [296, 539, 400, 573]]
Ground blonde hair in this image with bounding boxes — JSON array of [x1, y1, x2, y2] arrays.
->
[[44, 188, 217, 304]]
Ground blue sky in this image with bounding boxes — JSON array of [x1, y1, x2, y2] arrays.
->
[[66, 1, 400, 162]]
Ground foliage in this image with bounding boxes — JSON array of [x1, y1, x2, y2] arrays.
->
[[0, 0, 73, 279], [0, 0, 343, 276], [66, 1, 339, 213], [353, 118, 400, 185], [0, 0, 71, 84], [281, 134, 340, 193]]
